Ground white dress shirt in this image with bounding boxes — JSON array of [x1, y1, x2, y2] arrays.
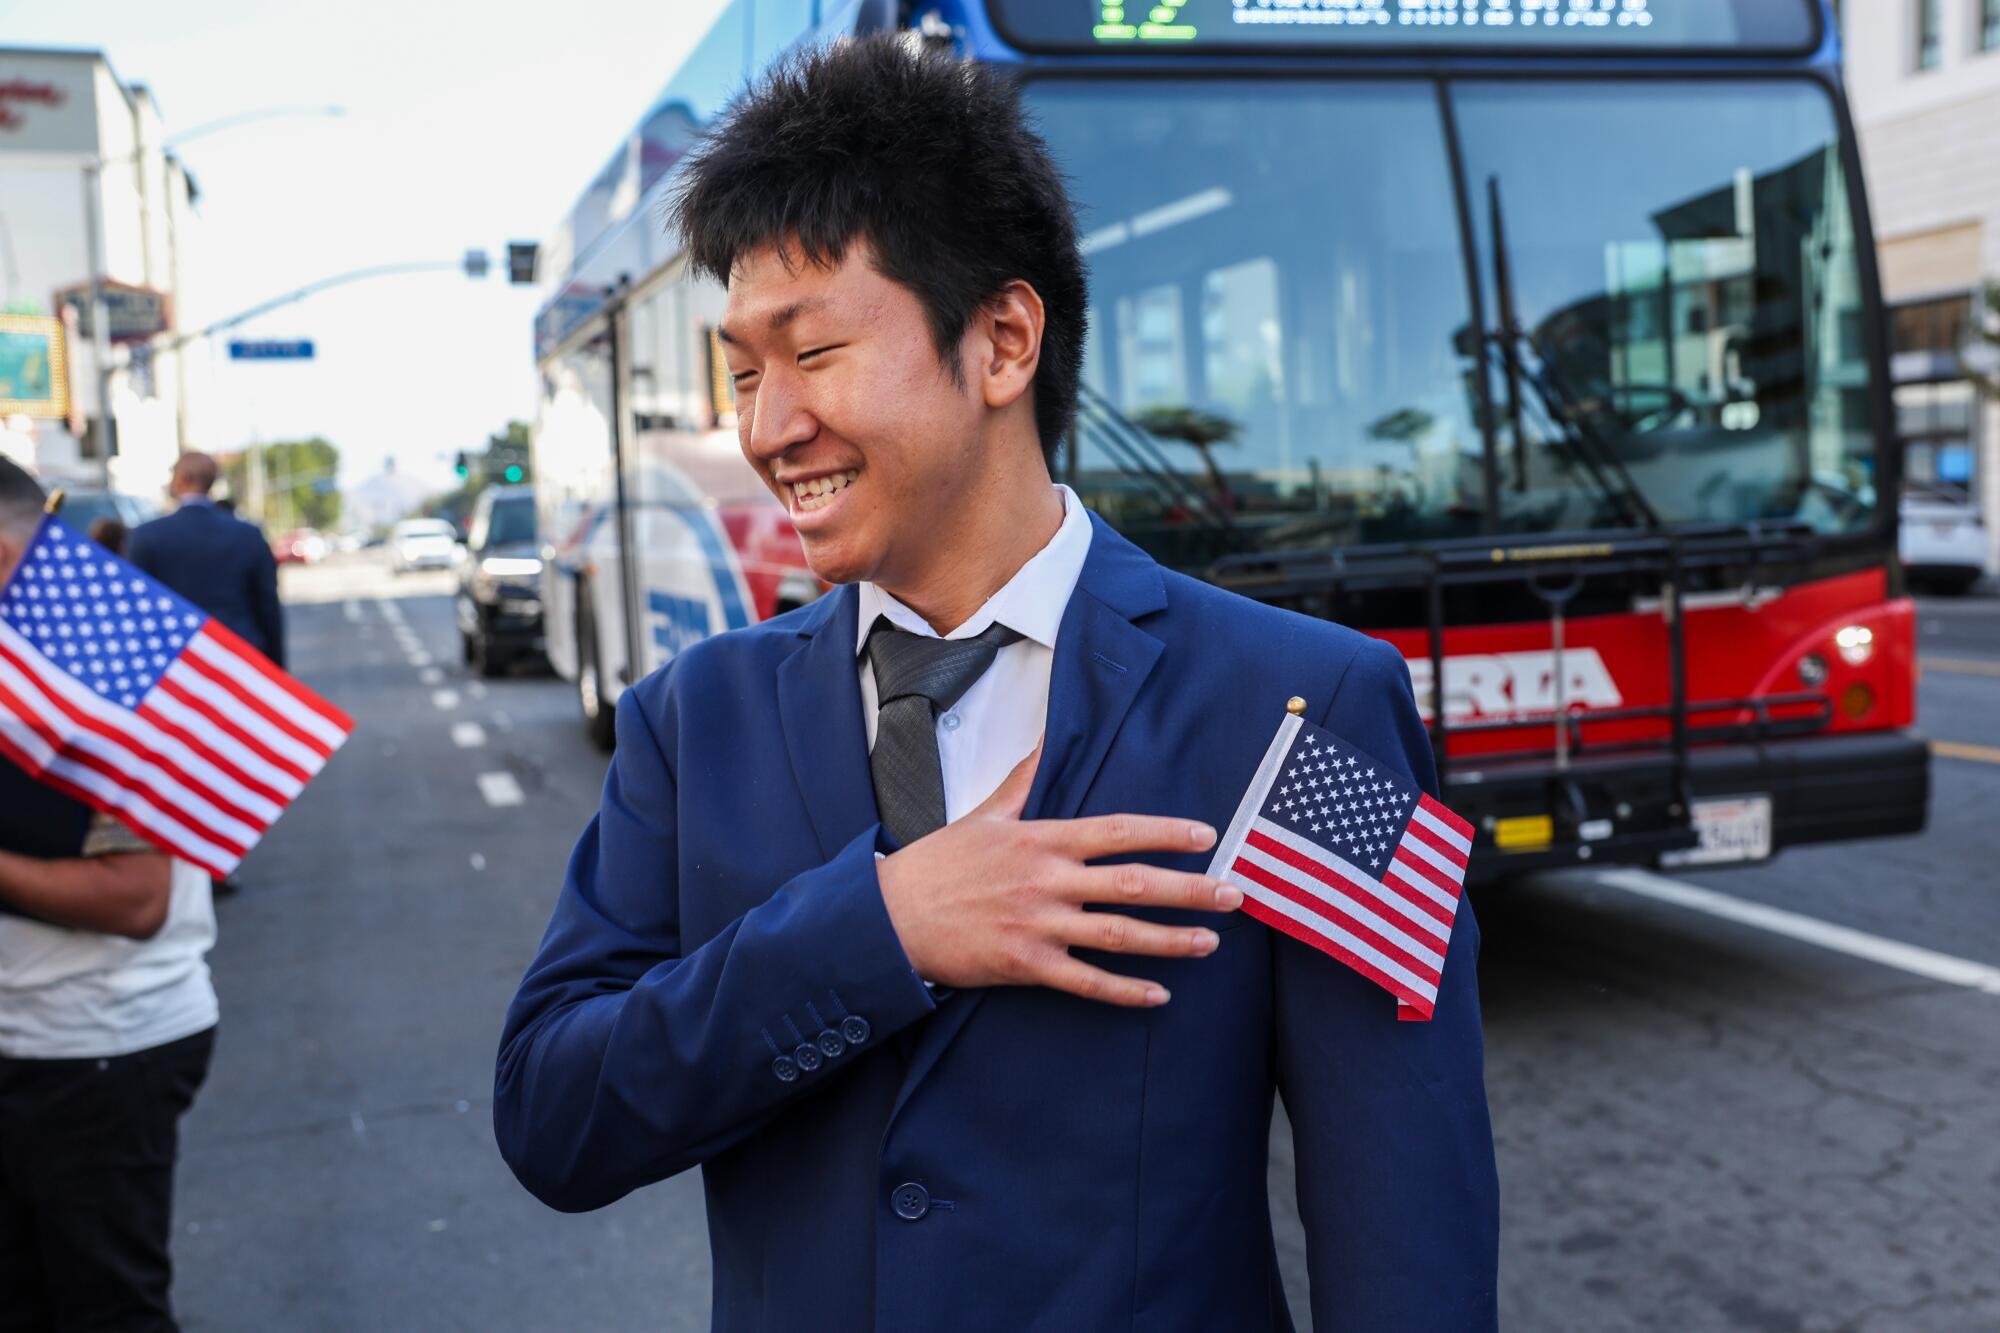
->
[[856, 484, 1093, 823]]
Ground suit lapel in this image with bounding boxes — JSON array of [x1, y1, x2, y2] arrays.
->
[[891, 517, 1169, 1120], [776, 585, 878, 860]]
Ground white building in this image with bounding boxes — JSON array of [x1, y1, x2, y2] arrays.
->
[[0, 47, 207, 497], [1842, 0, 2000, 577]]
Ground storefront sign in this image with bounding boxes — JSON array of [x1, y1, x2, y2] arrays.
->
[[54, 279, 173, 343], [0, 57, 97, 152], [0, 315, 71, 420]]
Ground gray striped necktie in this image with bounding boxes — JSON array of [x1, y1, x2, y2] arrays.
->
[[865, 617, 1023, 847]]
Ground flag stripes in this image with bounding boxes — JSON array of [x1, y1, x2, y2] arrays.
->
[[1206, 706, 1475, 1023], [0, 518, 351, 877]]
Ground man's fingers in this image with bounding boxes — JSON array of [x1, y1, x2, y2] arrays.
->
[[1068, 864, 1243, 913], [1052, 910, 1223, 959], [1049, 813, 1218, 859], [1036, 954, 1172, 1008], [971, 737, 1043, 821]]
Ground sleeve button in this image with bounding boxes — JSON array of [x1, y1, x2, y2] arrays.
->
[[772, 1056, 799, 1083], [891, 1181, 931, 1221], [841, 1015, 871, 1045], [816, 1029, 846, 1059], [793, 1043, 822, 1072]]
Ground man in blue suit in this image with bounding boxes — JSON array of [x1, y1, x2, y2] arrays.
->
[[496, 38, 1497, 1331], [128, 452, 285, 668]]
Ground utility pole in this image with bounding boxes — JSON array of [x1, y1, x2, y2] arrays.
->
[[79, 163, 116, 473]]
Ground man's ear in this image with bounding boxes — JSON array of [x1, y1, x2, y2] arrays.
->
[[976, 280, 1045, 413]]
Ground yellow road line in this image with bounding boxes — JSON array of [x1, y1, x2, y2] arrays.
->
[[1933, 739, 2000, 766], [1926, 657, 2000, 678]]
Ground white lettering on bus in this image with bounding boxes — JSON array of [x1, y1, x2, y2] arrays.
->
[[1403, 649, 1624, 723]]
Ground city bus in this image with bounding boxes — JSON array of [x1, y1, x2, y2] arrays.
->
[[529, 0, 1927, 879]]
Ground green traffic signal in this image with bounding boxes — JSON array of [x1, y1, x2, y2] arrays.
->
[[504, 465, 524, 483]]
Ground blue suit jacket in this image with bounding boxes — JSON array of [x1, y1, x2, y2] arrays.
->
[[127, 503, 285, 667], [496, 515, 1498, 1331]]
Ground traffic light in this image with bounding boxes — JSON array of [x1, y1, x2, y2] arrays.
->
[[507, 242, 538, 286], [454, 451, 470, 478], [503, 464, 524, 483]]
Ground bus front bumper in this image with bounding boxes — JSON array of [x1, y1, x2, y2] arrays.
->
[[1448, 731, 1931, 884]]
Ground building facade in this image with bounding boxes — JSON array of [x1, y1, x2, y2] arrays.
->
[[0, 47, 206, 497], [1843, 0, 2000, 577]]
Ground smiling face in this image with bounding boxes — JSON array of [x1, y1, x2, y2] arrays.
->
[[719, 239, 1004, 591]]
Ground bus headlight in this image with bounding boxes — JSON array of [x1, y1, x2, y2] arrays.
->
[[1834, 624, 1875, 666], [481, 556, 543, 580]]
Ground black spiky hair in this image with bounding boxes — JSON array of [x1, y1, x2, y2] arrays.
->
[[669, 35, 1087, 462]]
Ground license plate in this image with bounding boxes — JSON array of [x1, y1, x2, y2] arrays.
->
[[1662, 796, 1773, 867]]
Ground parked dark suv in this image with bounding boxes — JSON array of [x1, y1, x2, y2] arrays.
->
[[456, 486, 545, 675]]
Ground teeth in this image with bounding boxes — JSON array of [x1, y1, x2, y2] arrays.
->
[[792, 470, 859, 513]]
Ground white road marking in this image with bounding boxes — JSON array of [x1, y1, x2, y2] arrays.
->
[[431, 689, 460, 710], [467, 681, 487, 700], [418, 666, 444, 685], [450, 721, 487, 748], [407, 651, 434, 668], [377, 601, 405, 624], [343, 600, 363, 623], [469, 853, 486, 871], [476, 772, 525, 807], [1592, 869, 2000, 997]]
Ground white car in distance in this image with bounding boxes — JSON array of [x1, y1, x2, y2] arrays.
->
[[1900, 484, 1987, 594], [389, 517, 461, 574]]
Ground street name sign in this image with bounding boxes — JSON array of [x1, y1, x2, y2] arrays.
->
[[228, 339, 316, 361]]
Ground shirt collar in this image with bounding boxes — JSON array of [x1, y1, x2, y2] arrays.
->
[[176, 495, 215, 509], [855, 484, 1093, 656]]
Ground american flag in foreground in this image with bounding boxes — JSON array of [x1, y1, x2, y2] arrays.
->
[[0, 516, 351, 878], [1208, 706, 1474, 1021]]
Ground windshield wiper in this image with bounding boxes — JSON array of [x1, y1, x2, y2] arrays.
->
[[1073, 384, 1236, 533], [1486, 177, 1662, 532]]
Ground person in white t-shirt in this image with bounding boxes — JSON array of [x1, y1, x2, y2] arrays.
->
[[0, 457, 219, 1332]]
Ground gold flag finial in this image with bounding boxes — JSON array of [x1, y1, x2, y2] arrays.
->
[[43, 487, 65, 516], [1285, 696, 1307, 716]]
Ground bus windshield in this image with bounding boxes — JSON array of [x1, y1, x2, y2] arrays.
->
[[1027, 78, 1879, 563]]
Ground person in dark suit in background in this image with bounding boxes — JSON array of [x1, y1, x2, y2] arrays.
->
[[128, 452, 285, 668]]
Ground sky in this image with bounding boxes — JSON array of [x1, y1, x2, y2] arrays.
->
[[1, 0, 733, 492]]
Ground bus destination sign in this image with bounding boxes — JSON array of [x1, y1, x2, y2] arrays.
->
[[994, 0, 1817, 52]]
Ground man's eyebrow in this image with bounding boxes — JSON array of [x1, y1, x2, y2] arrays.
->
[[767, 297, 829, 332], [717, 296, 832, 349]]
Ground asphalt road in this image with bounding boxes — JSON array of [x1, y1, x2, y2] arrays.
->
[[169, 556, 2000, 1331]]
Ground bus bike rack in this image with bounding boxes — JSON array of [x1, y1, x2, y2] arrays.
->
[[1206, 523, 1842, 862]]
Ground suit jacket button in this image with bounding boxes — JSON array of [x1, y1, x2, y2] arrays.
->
[[816, 1029, 845, 1059], [891, 1182, 930, 1221], [793, 1043, 822, 1072], [772, 1056, 799, 1083], [841, 1015, 870, 1045]]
